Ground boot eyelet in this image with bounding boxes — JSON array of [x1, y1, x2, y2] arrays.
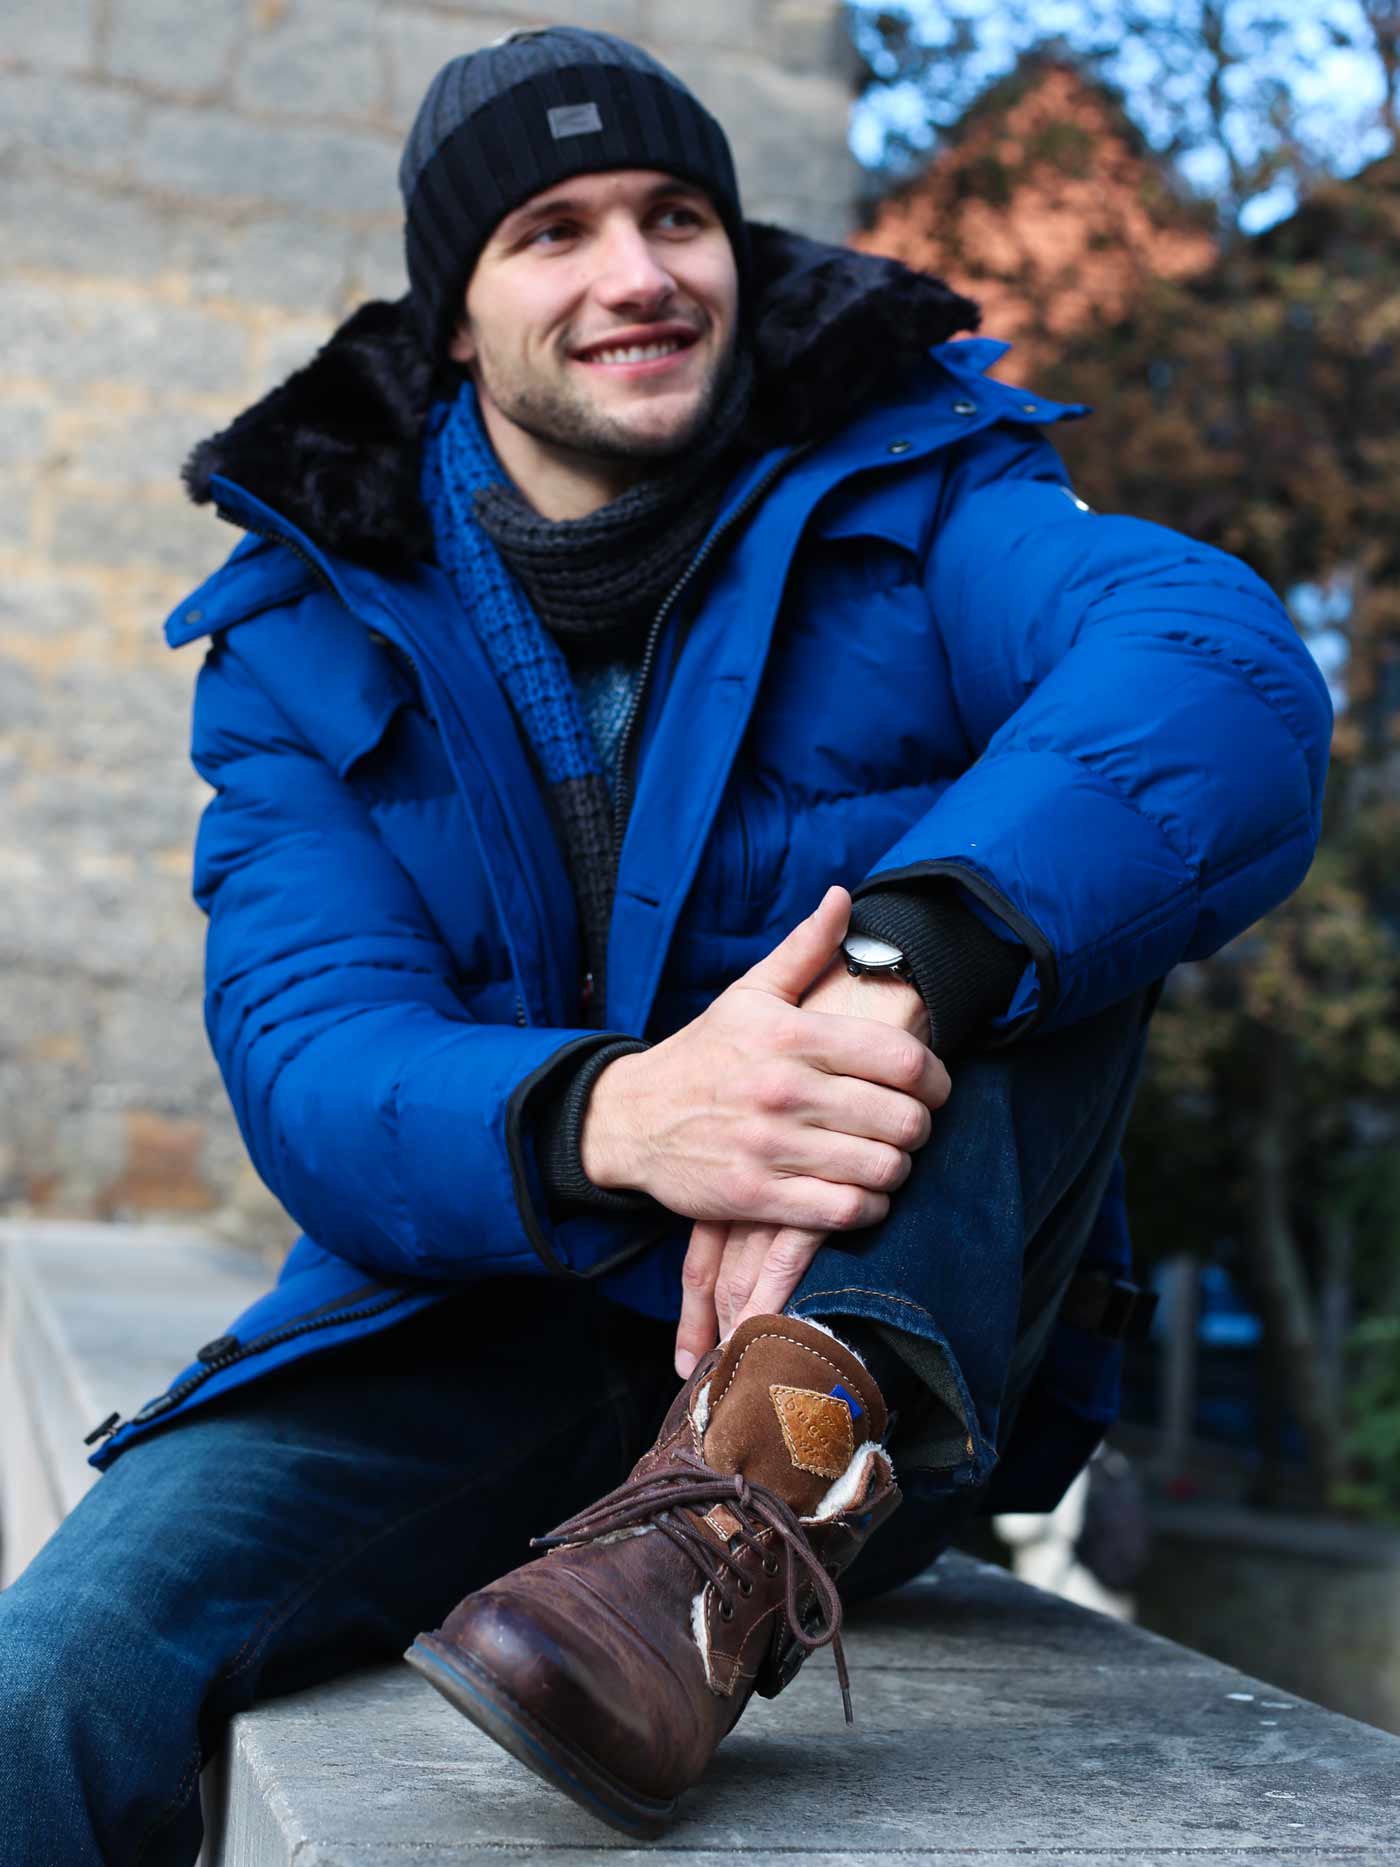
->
[[762, 1556, 779, 1576], [738, 1578, 753, 1598], [719, 1599, 736, 1621]]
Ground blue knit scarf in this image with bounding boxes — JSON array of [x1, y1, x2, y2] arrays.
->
[[422, 386, 606, 800]]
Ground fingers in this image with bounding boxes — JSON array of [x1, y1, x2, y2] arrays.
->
[[731, 1227, 826, 1334], [799, 1074, 935, 1153], [734, 1173, 891, 1234], [767, 1127, 913, 1199], [714, 1222, 780, 1339], [797, 1006, 952, 1110], [740, 885, 850, 1005], [675, 1219, 725, 1378]]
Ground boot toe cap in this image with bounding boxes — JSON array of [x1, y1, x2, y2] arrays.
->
[[432, 1575, 697, 1793]]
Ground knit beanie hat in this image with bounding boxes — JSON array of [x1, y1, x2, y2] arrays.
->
[[399, 26, 748, 359]]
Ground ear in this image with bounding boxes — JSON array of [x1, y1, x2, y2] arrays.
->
[[446, 314, 476, 369]]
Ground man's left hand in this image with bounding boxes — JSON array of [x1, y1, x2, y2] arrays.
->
[[673, 951, 933, 1377]]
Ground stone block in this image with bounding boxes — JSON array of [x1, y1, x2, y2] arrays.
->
[[232, 0, 387, 123], [0, 399, 49, 469], [4, 284, 249, 395], [345, 225, 407, 305], [64, 403, 209, 490], [174, 211, 360, 313], [767, 0, 860, 79], [0, 573, 103, 640], [0, 73, 141, 178], [249, 316, 337, 397], [135, 104, 398, 219], [44, 659, 198, 775], [92, 979, 216, 1109], [679, 57, 856, 227], [0, 483, 31, 554], [381, 8, 501, 125], [465, 0, 646, 37], [648, 0, 763, 53], [205, 1561, 1400, 1861], [0, 157, 171, 280], [2, 0, 97, 75], [52, 491, 228, 579], [0, 657, 43, 731], [105, 0, 241, 95], [96, 1110, 217, 1216]]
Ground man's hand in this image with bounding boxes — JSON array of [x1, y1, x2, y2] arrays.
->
[[672, 924, 939, 1377], [581, 886, 949, 1235]]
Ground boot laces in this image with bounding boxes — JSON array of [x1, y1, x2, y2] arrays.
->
[[531, 1448, 855, 1723]]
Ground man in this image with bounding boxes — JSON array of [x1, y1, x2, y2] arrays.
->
[[0, 25, 1330, 1859]]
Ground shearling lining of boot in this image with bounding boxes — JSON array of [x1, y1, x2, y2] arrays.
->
[[805, 1440, 895, 1523], [688, 1433, 896, 1688]]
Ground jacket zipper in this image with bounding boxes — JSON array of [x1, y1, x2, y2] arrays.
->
[[224, 454, 803, 1021], [609, 448, 805, 854], [84, 1288, 408, 1446]]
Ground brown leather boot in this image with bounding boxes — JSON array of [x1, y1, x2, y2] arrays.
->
[[405, 1313, 901, 1838]]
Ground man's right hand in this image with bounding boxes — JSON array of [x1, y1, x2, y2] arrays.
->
[[579, 885, 950, 1233]]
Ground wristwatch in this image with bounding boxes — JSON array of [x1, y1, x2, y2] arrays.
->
[[841, 931, 913, 981]]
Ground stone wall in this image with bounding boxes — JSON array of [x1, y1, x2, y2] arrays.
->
[[1, 0, 857, 1245]]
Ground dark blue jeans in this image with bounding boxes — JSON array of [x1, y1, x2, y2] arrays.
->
[[0, 994, 1145, 1865]]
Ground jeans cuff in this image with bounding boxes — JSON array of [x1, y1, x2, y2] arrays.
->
[[785, 1287, 996, 1486]]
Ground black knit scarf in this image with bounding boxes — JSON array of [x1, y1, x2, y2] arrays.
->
[[473, 349, 755, 656]]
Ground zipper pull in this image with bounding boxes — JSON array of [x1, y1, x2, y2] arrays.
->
[[83, 1412, 122, 1446], [581, 970, 595, 1012]]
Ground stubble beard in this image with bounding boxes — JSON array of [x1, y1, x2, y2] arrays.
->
[[484, 338, 735, 469]]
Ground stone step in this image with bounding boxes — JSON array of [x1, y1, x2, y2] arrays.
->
[[6, 1221, 1400, 1864]]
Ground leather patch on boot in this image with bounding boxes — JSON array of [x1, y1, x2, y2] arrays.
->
[[770, 1384, 854, 1480], [705, 1502, 744, 1542]]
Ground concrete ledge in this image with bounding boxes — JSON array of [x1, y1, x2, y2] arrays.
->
[[0, 1219, 267, 1584], [7, 1221, 1400, 1863]]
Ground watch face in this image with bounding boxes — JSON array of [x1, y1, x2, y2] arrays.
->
[[844, 931, 906, 968]]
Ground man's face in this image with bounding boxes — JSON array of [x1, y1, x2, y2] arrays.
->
[[448, 169, 740, 472]]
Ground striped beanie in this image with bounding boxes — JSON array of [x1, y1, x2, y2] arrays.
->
[[399, 26, 747, 359]]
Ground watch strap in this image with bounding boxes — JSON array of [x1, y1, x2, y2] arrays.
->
[[848, 884, 1027, 1056]]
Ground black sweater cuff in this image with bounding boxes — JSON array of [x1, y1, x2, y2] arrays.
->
[[530, 1036, 659, 1220], [849, 884, 1027, 1057]]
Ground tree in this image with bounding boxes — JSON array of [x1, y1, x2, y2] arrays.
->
[[854, 5, 1400, 1507], [1045, 154, 1400, 1508]]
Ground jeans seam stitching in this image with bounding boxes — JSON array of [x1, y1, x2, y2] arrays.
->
[[789, 1287, 937, 1326]]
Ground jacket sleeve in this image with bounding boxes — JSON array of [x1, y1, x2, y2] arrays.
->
[[189, 632, 671, 1284], [850, 422, 1333, 1037]]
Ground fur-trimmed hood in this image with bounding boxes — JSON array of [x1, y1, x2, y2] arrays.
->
[[183, 223, 979, 572]]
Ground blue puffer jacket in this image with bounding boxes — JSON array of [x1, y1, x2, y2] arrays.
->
[[87, 236, 1331, 1504]]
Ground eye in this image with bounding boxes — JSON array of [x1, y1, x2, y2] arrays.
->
[[656, 204, 704, 232], [528, 220, 578, 248]]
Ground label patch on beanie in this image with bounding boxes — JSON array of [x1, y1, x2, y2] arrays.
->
[[549, 102, 603, 139]]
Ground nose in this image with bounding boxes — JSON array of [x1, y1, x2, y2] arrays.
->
[[592, 218, 675, 315]]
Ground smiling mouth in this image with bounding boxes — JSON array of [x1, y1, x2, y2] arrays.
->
[[573, 332, 699, 368]]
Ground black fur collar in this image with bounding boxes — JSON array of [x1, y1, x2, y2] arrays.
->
[[184, 222, 979, 571]]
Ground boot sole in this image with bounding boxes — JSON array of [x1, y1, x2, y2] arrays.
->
[[404, 1633, 678, 1841]]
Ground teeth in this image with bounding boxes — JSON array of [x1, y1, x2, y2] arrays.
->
[[587, 340, 686, 365]]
